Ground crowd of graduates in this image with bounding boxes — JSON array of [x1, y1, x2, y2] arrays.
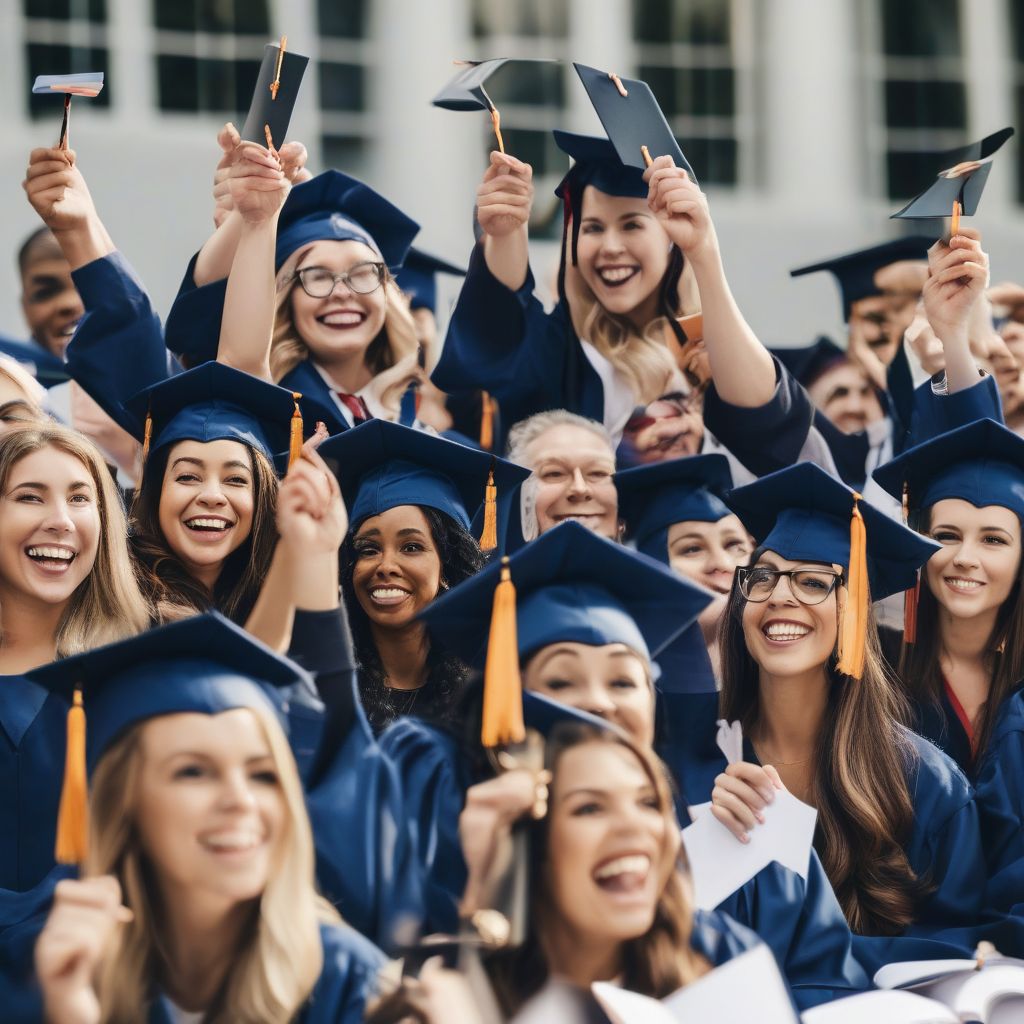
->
[[2, 51, 1024, 1024]]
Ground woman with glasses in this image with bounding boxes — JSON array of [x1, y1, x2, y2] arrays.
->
[[699, 461, 993, 973]]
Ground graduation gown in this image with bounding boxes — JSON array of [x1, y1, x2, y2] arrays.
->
[[145, 922, 384, 1024], [0, 334, 67, 388], [376, 713, 870, 1010], [432, 244, 606, 441]]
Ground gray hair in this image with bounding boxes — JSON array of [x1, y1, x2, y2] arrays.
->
[[505, 409, 614, 468]]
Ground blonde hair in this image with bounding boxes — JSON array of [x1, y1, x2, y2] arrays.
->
[[505, 409, 614, 466], [269, 245, 418, 383], [88, 704, 337, 1023], [0, 355, 47, 408], [0, 426, 148, 655], [562, 255, 679, 407]]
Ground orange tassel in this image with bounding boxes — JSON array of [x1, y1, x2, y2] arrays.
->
[[489, 107, 505, 154], [142, 409, 153, 462], [55, 689, 89, 865], [836, 493, 868, 680], [480, 391, 495, 451], [904, 574, 920, 645], [479, 467, 498, 552], [289, 392, 303, 469], [481, 558, 525, 748]]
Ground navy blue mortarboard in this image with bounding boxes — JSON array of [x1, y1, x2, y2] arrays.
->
[[873, 418, 1024, 522], [318, 420, 529, 543], [790, 237, 932, 320], [275, 170, 419, 272], [615, 454, 734, 563], [28, 613, 316, 864], [891, 127, 1015, 221], [420, 521, 712, 667], [553, 130, 650, 201], [727, 462, 938, 603], [124, 362, 307, 464], [572, 63, 696, 178], [395, 248, 466, 313], [771, 337, 850, 388], [239, 40, 309, 149]]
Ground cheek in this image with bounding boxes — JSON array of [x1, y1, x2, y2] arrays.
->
[[619, 691, 655, 746], [414, 554, 442, 595], [73, 508, 101, 561], [229, 489, 255, 527], [532, 482, 560, 524]]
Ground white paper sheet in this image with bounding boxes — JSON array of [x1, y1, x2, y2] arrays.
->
[[681, 791, 817, 909], [801, 989, 957, 1024], [593, 944, 797, 1024]]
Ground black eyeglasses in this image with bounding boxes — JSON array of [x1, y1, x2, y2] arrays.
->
[[736, 566, 842, 606], [290, 261, 386, 298]]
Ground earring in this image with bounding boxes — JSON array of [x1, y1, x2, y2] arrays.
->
[[439, 578, 450, 592]]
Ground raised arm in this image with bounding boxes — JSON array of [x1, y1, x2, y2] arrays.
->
[[477, 151, 533, 291], [644, 155, 775, 407]]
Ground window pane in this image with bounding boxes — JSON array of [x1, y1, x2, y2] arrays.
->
[[633, 0, 730, 45], [153, 0, 269, 34], [482, 61, 565, 107], [322, 134, 368, 176], [156, 54, 259, 113], [885, 79, 966, 130], [471, 0, 568, 38], [317, 0, 367, 38], [887, 147, 956, 200], [881, 0, 960, 57], [24, 0, 106, 20], [639, 64, 734, 118], [27, 43, 110, 116], [319, 62, 365, 112], [686, 136, 737, 186]]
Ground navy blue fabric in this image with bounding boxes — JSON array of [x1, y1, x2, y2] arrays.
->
[[0, 334, 67, 388]]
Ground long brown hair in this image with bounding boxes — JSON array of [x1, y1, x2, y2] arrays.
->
[[129, 441, 279, 624], [487, 724, 708, 1016], [270, 246, 418, 383], [719, 571, 930, 936], [898, 507, 1024, 767], [0, 426, 149, 654], [86, 705, 335, 1023]]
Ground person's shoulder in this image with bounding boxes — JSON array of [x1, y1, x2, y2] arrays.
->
[[990, 688, 1024, 743], [899, 725, 973, 811], [304, 921, 386, 1021], [690, 907, 762, 965], [318, 920, 387, 972]]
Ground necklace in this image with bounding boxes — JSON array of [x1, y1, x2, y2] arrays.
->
[[753, 741, 813, 767], [388, 681, 424, 718]]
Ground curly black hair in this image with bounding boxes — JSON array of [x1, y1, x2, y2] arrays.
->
[[340, 505, 486, 732]]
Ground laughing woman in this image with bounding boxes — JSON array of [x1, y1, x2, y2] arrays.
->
[[704, 462, 990, 973], [432, 131, 775, 445]]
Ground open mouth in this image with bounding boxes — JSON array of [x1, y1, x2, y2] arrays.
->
[[317, 309, 367, 330], [553, 513, 604, 530], [761, 620, 811, 644], [57, 319, 81, 340], [596, 265, 640, 288], [943, 576, 984, 593], [25, 544, 76, 573], [369, 586, 412, 606], [199, 830, 264, 856], [592, 853, 651, 894], [184, 516, 234, 534]]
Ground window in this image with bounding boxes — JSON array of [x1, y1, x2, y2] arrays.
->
[[318, 0, 371, 177], [875, 0, 967, 200], [151, 0, 269, 114], [23, 0, 111, 118], [471, 0, 568, 39], [632, 0, 746, 186]]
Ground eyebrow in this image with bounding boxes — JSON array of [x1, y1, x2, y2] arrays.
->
[[161, 750, 273, 766], [171, 457, 250, 472]]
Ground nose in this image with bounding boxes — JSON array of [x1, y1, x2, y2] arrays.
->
[[567, 467, 590, 497], [372, 549, 402, 579], [41, 501, 74, 535], [58, 288, 84, 318], [767, 573, 799, 606], [704, 543, 735, 576], [952, 541, 980, 569], [581, 684, 616, 719], [195, 483, 229, 508], [598, 228, 626, 255], [219, 768, 258, 812]]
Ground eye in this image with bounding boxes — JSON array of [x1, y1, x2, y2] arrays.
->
[[400, 541, 426, 553], [571, 800, 602, 816], [580, 223, 603, 235], [175, 472, 201, 484], [28, 284, 62, 303], [675, 544, 704, 557], [610, 678, 639, 690], [542, 678, 573, 691], [622, 220, 643, 230], [983, 534, 1009, 546], [172, 763, 206, 780], [931, 530, 960, 543], [640, 795, 660, 811], [251, 769, 279, 785], [224, 475, 251, 487], [14, 492, 43, 503], [354, 543, 380, 559], [587, 469, 612, 483], [68, 493, 92, 505], [725, 539, 749, 554], [540, 468, 568, 482]]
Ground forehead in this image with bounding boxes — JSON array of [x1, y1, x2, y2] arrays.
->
[[554, 742, 651, 794], [849, 293, 887, 317], [167, 438, 253, 466], [140, 707, 270, 759], [299, 239, 379, 268], [525, 423, 614, 465], [929, 497, 1021, 533], [355, 502, 432, 537], [808, 361, 868, 395], [532, 641, 644, 671], [9, 444, 90, 483], [580, 185, 649, 220], [21, 254, 73, 281], [755, 549, 835, 571], [667, 515, 745, 541]]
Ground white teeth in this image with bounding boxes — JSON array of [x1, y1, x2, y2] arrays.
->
[[594, 854, 651, 880], [765, 622, 810, 640], [371, 587, 408, 599], [945, 577, 982, 591], [185, 518, 230, 530], [598, 267, 637, 284], [321, 311, 363, 326], [26, 546, 74, 561], [200, 832, 260, 853]]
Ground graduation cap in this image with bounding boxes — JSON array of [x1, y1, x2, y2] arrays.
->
[[239, 38, 310, 151], [317, 419, 530, 550], [28, 612, 315, 864], [432, 58, 557, 154], [770, 338, 850, 389], [891, 127, 1015, 230], [790, 237, 932, 321], [873, 418, 1024, 523], [726, 462, 939, 677], [572, 62, 695, 176], [395, 248, 466, 313], [124, 361, 309, 468], [615, 454, 734, 562], [32, 72, 104, 151], [275, 170, 419, 272]]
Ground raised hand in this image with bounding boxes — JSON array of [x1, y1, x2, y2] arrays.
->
[[710, 761, 785, 843], [228, 141, 290, 226], [212, 122, 241, 227], [643, 155, 718, 264], [22, 147, 99, 234], [923, 228, 990, 343], [35, 876, 133, 1024], [476, 151, 534, 238], [276, 426, 348, 556]]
